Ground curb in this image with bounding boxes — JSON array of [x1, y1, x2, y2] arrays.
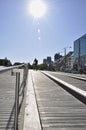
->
[[42, 72, 86, 104], [67, 74, 86, 81]]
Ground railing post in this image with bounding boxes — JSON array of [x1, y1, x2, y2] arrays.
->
[[14, 72, 20, 130], [23, 64, 28, 97]]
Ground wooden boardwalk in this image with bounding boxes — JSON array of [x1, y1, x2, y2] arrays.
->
[[47, 71, 86, 91], [31, 71, 86, 130], [0, 69, 86, 130], [0, 69, 25, 130]]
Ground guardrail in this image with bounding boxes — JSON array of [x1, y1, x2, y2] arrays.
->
[[0, 64, 28, 130]]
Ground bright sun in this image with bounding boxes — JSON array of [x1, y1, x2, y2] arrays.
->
[[29, 0, 47, 18]]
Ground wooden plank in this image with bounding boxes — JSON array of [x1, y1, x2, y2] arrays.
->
[[32, 71, 86, 130], [0, 69, 25, 130]]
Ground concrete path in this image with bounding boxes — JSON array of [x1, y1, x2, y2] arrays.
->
[[23, 70, 41, 130]]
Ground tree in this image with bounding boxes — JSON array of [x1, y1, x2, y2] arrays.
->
[[37, 63, 48, 70], [33, 58, 38, 69], [33, 58, 38, 66]]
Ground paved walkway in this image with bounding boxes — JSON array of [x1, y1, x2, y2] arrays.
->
[[23, 70, 86, 130]]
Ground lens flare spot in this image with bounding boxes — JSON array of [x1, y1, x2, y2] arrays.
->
[[38, 37, 41, 40], [38, 29, 40, 33]]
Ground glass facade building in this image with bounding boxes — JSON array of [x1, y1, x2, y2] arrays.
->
[[74, 34, 86, 72]]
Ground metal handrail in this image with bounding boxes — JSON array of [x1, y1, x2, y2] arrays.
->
[[0, 64, 25, 73], [0, 64, 28, 130]]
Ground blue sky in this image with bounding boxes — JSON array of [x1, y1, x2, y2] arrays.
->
[[0, 0, 86, 64]]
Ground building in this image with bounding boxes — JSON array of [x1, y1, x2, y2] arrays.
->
[[43, 57, 52, 65], [0, 57, 12, 66], [54, 51, 73, 72], [43, 59, 47, 64], [66, 52, 74, 72], [74, 34, 86, 73], [47, 57, 51, 64], [54, 53, 62, 61], [43, 56, 54, 70]]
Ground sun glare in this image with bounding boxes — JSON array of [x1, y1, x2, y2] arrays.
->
[[29, 0, 47, 18]]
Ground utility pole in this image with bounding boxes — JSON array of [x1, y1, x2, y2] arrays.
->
[[78, 39, 81, 72]]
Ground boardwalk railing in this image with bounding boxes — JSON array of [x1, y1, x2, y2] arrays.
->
[[0, 64, 28, 130]]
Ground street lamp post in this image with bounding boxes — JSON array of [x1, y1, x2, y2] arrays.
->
[[64, 46, 72, 72], [78, 39, 81, 72]]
